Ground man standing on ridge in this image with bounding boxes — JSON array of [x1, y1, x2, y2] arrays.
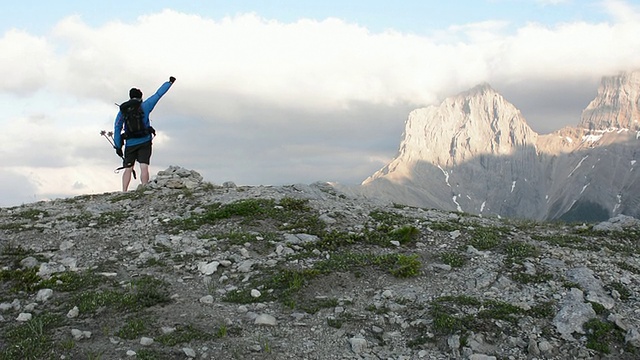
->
[[114, 76, 175, 191]]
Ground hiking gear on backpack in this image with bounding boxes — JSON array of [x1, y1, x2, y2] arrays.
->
[[119, 99, 153, 140], [100, 130, 137, 179]]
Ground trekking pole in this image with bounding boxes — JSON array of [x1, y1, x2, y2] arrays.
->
[[100, 130, 137, 179], [100, 130, 116, 147]]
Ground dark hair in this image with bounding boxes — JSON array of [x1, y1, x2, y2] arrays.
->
[[129, 88, 143, 99]]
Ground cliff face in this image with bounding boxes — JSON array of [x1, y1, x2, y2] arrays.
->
[[364, 84, 538, 181], [579, 71, 640, 130], [356, 70, 640, 221]]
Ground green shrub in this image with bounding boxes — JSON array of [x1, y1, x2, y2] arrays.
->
[[117, 318, 149, 340], [389, 254, 422, 278], [468, 226, 502, 250], [390, 226, 420, 244], [504, 241, 539, 259], [1, 313, 64, 359], [156, 324, 216, 346], [441, 252, 466, 268], [584, 319, 623, 354], [607, 282, 631, 300]]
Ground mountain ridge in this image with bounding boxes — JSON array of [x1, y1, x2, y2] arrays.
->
[[349, 69, 640, 221]]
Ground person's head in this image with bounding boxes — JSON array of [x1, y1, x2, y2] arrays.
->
[[129, 88, 143, 99]]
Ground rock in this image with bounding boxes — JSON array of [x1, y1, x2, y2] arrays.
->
[[448, 335, 461, 350], [182, 347, 196, 358], [20, 256, 39, 269], [349, 336, 367, 354], [199, 295, 214, 304], [319, 214, 336, 224], [140, 337, 154, 346], [254, 314, 277, 326], [565, 267, 615, 309], [37, 262, 65, 277], [553, 288, 597, 340], [36, 288, 53, 302], [433, 263, 452, 271], [161, 326, 176, 334], [527, 338, 540, 355], [0, 300, 20, 312], [283, 233, 319, 245], [16, 313, 32, 322], [538, 340, 553, 352], [59, 240, 74, 251], [71, 329, 91, 340], [237, 260, 255, 273], [60, 257, 77, 271], [198, 261, 220, 275], [608, 313, 631, 331], [149, 166, 205, 190], [382, 290, 394, 299], [67, 306, 79, 318], [626, 328, 640, 348], [593, 215, 640, 231], [468, 355, 497, 360]]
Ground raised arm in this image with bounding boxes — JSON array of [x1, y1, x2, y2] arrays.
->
[[142, 76, 175, 113]]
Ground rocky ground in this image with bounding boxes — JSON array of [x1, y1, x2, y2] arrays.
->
[[0, 166, 639, 360]]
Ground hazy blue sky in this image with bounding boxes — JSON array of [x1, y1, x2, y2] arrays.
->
[[0, 1, 610, 35], [0, 0, 638, 206]]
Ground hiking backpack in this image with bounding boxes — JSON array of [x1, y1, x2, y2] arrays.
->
[[119, 99, 149, 139]]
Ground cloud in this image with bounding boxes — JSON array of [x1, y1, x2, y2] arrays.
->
[[0, 5, 639, 206], [604, 0, 640, 23], [0, 170, 39, 207], [5, 8, 640, 111], [0, 30, 54, 94]]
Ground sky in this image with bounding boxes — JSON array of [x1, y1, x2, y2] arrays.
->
[[0, 0, 639, 207]]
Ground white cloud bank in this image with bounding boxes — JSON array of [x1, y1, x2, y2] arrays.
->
[[0, 1, 639, 206]]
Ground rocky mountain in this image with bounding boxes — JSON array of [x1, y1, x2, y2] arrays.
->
[[579, 71, 640, 130], [351, 70, 640, 221], [0, 166, 639, 359]]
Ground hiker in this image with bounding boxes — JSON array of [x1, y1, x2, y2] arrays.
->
[[114, 76, 176, 191]]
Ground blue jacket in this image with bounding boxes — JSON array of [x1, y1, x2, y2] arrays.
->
[[114, 81, 173, 148]]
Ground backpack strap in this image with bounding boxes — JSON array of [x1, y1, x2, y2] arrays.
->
[[119, 98, 142, 112], [114, 165, 137, 180]]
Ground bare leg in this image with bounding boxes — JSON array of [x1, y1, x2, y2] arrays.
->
[[140, 163, 150, 185], [122, 167, 133, 192]]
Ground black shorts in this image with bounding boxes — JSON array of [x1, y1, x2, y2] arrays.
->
[[123, 141, 152, 168]]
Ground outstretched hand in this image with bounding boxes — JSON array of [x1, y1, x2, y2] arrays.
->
[[169, 76, 176, 83]]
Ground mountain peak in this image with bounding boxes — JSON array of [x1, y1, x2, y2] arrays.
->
[[464, 82, 496, 96], [363, 83, 537, 186], [578, 70, 640, 130]]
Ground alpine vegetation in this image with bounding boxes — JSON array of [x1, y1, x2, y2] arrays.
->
[[0, 165, 639, 359]]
